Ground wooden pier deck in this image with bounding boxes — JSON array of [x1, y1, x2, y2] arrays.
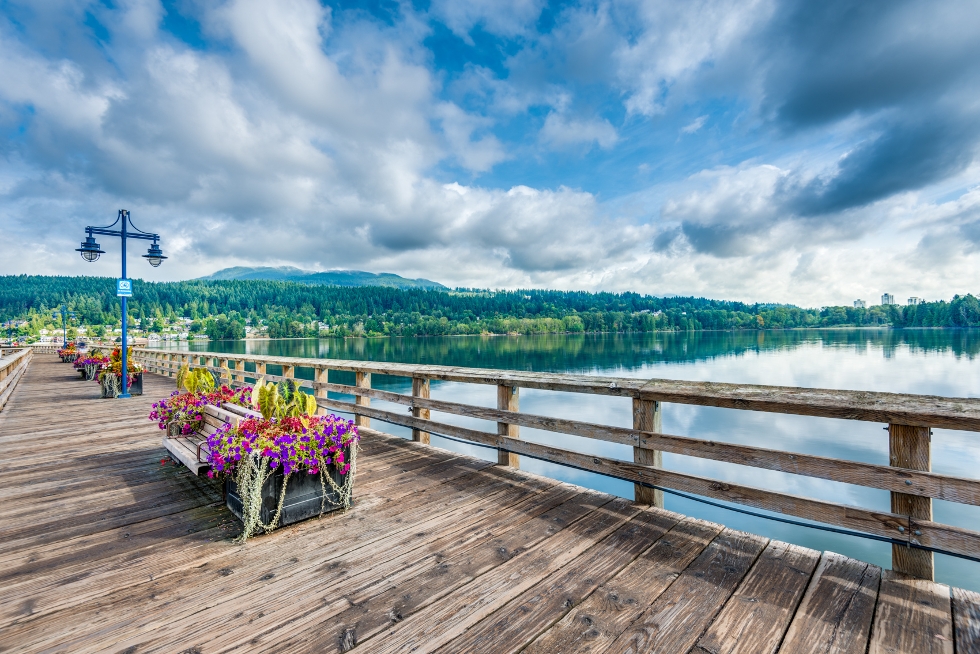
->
[[1, 355, 978, 653]]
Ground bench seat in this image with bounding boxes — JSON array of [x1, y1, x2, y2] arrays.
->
[[162, 402, 259, 476]]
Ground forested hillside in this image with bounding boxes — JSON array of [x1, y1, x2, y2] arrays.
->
[[1, 275, 978, 340]]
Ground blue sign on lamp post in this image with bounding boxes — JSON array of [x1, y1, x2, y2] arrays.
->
[[76, 210, 166, 398]]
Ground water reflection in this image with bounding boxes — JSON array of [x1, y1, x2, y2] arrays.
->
[[161, 330, 980, 590]]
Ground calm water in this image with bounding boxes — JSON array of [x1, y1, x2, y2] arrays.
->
[[164, 330, 980, 590]]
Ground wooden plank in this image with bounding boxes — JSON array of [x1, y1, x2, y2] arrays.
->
[[358, 498, 641, 654], [439, 508, 680, 653], [604, 528, 768, 653], [161, 438, 209, 475], [313, 379, 980, 506], [779, 552, 881, 653], [412, 377, 430, 444], [694, 541, 821, 654], [136, 347, 980, 430], [633, 398, 662, 507], [355, 371, 370, 429], [952, 587, 980, 654], [869, 570, 952, 653], [315, 396, 980, 560], [257, 485, 596, 653], [890, 423, 934, 579], [497, 384, 519, 468], [524, 516, 724, 654]]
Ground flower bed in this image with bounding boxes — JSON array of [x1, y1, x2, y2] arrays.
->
[[74, 353, 109, 380], [206, 386, 359, 542], [57, 343, 78, 363], [149, 385, 252, 437], [98, 347, 144, 397]]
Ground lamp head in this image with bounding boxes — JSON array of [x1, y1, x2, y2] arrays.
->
[[76, 235, 104, 262], [143, 241, 166, 267]]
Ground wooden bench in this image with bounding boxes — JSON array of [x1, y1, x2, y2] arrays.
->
[[162, 402, 260, 475]]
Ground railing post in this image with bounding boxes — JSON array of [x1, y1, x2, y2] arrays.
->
[[633, 398, 664, 508], [282, 364, 293, 380], [254, 361, 265, 380], [167, 353, 175, 377], [496, 385, 519, 468], [315, 367, 328, 416], [412, 378, 430, 444], [218, 358, 229, 387], [355, 372, 371, 428], [889, 423, 934, 580]]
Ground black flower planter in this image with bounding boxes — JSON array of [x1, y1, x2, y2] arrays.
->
[[225, 446, 352, 529], [100, 372, 143, 398]]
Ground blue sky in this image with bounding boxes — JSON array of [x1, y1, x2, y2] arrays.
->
[[1, 0, 978, 306]]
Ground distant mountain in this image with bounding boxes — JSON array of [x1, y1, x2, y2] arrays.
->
[[198, 266, 448, 290]]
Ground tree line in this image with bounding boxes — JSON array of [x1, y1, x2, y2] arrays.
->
[[1, 275, 978, 338]]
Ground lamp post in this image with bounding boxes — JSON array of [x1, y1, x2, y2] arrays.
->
[[51, 305, 76, 348], [76, 209, 166, 399]]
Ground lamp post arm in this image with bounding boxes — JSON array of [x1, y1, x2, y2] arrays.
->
[[85, 227, 159, 241]]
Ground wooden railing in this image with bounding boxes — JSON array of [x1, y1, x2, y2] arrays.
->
[[132, 347, 980, 580], [0, 347, 32, 412]]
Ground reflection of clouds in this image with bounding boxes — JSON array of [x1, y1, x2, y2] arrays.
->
[[179, 334, 980, 589]]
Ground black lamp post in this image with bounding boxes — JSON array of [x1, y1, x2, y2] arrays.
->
[[76, 209, 166, 398], [51, 305, 76, 348]]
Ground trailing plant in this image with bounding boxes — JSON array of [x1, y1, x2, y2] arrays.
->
[[149, 384, 252, 436], [57, 342, 78, 362], [97, 346, 143, 393], [73, 353, 109, 380], [206, 412, 359, 543]]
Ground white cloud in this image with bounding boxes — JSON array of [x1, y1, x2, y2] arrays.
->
[[681, 115, 708, 134], [0, 0, 978, 310], [540, 113, 619, 149], [428, 0, 547, 41]]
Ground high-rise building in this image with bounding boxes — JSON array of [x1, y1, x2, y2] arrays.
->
[[908, 297, 922, 305], [853, 300, 866, 308], [881, 293, 895, 305]]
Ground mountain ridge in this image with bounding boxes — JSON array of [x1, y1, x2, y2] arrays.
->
[[198, 266, 447, 290]]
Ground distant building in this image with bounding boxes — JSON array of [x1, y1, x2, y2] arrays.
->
[[908, 297, 923, 305], [881, 293, 895, 305], [853, 300, 866, 308]]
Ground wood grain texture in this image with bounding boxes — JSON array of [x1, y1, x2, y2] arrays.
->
[[952, 587, 980, 654], [438, 508, 681, 654], [524, 516, 723, 654], [890, 423, 934, 580], [605, 528, 768, 654], [134, 347, 980, 429], [633, 398, 663, 507], [694, 540, 820, 654], [354, 371, 370, 428], [779, 552, 881, 654], [295, 377, 980, 506], [314, 396, 980, 559], [869, 570, 953, 654], [497, 384, 519, 468], [411, 377, 430, 444], [4, 355, 977, 654]]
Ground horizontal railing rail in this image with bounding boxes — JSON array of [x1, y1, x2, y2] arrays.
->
[[0, 347, 32, 412], [133, 347, 980, 580]]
